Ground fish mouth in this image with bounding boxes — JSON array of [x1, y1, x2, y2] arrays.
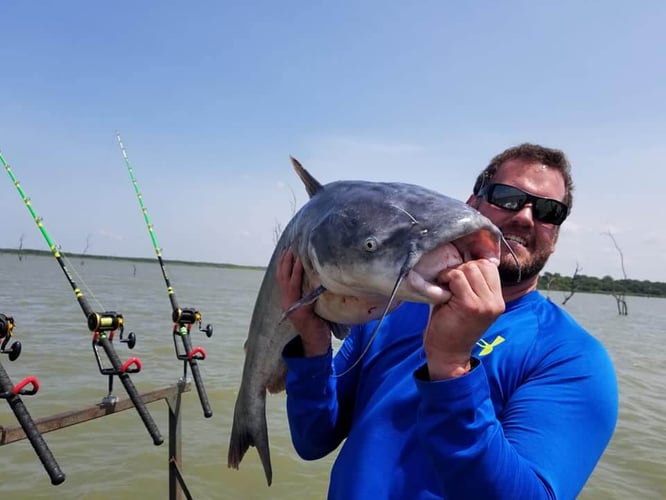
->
[[403, 269, 454, 303], [454, 229, 503, 266], [405, 229, 501, 303]]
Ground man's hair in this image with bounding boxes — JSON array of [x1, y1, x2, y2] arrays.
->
[[472, 143, 574, 210]]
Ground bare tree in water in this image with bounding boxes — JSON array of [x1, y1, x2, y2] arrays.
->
[[543, 274, 555, 299], [81, 234, 92, 265], [17, 234, 25, 261], [562, 262, 581, 306], [273, 185, 298, 245], [605, 230, 628, 315], [273, 219, 283, 246]]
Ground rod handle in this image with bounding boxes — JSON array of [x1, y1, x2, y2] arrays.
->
[[98, 337, 164, 445], [181, 334, 212, 418], [117, 371, 165, 445], [0, 364, 66, 485]]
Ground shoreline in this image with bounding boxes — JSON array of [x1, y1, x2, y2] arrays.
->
[[2, 248, 663, 298], [0, 247, 265, 272]]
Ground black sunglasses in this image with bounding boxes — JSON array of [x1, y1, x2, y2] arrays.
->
[[478, 183, 569, 225]]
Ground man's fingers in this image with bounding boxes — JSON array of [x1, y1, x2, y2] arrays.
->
[[477, 259, 502, 296], [276, 247, 293, 282], [463, 259, 498, 298], [290, 252, 304, 285], [435, 259, 501, 307]]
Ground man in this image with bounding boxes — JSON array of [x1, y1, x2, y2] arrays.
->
[[277, 144, 618, 499]]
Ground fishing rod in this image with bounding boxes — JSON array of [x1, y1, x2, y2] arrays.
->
[[0, 151, 164, 446], [116, 132, 213, 418], [0, 313, 66, 485]]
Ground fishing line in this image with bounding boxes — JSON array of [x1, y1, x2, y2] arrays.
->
[[115, 132, 213, 418], [1, 149, 164, 446], [334, 230, 513, 377], [333, 271, 406, 378], [499, 234, 522, 283], [60, 252, 105, 311]]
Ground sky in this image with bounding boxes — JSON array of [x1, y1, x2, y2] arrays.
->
[[1, 1, 664, 282]]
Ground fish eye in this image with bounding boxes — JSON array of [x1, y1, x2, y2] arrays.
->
[[420, 228, 428, 236], [364, 237, 378, 252]]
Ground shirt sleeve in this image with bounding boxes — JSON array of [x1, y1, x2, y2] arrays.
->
[[282, 329, 364, 460], [414, 340, 618, 499]]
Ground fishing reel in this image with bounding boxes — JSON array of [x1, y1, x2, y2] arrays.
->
[[0, 313, 38, 399], [89, 311, 141, 382], [172, 307, 211, 363], [88, 311, 137, 348], [172, 307, 213, 338], [171, 306, 214, 417], [0, 313, 22, 361]]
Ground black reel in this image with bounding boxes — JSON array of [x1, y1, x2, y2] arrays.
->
[[173, 308, 213, 338], [87, 311, 123, 333], [89, 311, 141, 385], [200, 323, 213, 338], [0, 314, 22, 361], [88, 312, 137, 349], [120, 331, 137, 349]]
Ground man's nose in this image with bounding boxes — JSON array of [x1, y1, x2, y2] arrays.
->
[[511, 203, 535, 226]]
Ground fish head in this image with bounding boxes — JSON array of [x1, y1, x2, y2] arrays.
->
[[306, 181, 501, 307]]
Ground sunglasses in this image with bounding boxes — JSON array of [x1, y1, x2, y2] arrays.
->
[[478, 183, 569, 225]]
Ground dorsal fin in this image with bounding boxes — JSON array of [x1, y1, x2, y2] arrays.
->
[[290, 156, 324, 198]]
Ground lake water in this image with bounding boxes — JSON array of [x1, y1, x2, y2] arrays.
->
[[0, 253, 664, 499]]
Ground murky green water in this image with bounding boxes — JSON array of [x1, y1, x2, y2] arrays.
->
[[0, 253, 663, 498]]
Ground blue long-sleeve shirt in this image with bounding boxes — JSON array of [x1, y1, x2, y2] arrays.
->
[[283, 290, 618, 499]]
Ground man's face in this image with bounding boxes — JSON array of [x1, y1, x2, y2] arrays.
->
[[470, 159, 567, 284]]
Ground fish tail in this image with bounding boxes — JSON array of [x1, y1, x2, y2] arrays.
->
[[227, 394, 273, 486]]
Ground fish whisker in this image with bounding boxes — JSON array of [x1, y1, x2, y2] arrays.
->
[[279, 285, 327, 324], [334, 264, 407, 378], [500, 234, 522, 283]]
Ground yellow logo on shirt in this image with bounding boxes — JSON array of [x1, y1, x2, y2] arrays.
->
[[476, 335, 505, 356]]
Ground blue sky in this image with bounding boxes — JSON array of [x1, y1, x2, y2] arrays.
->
[[1, 1, 664, 282]]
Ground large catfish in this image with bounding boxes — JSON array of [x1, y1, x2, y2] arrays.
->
[[228, 158, 502, 485]]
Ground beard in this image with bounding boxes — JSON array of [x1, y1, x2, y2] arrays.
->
[[499, 241, 552, 285]]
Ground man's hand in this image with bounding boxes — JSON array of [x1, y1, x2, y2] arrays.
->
[[277, 248, 331, 356], [424, 259, 505, 380]]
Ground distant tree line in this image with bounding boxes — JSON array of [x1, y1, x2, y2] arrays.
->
[[539, 272, 666, 298]]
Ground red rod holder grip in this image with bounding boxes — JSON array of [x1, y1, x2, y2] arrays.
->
[[13, 376, 39, 396], [187, 346, 206, 361], [120, 357, 142, 374]]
